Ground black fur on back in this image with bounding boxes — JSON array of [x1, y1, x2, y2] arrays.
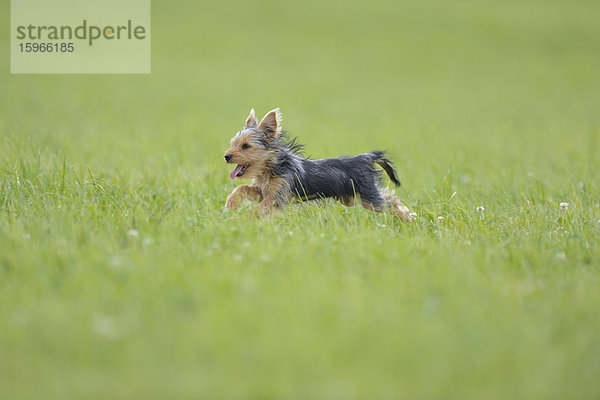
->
[[266, 138, 402, 208]]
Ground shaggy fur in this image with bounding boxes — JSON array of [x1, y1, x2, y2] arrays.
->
[[224, 108, 412, 221]]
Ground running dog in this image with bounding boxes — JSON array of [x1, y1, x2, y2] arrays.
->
[[224, 108, 412, 221]]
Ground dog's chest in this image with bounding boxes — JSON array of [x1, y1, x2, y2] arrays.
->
[[253, 174, 287, 198]]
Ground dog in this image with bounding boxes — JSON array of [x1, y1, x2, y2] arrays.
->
[[224, 108, 412, 221]]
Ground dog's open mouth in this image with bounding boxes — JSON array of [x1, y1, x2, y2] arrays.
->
[[230, 164, 249, 179]]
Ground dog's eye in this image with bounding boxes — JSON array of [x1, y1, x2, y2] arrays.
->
[[242, 143, 250, 150]]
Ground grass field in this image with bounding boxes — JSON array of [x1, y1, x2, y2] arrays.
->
[[1, 0, 600, 398]]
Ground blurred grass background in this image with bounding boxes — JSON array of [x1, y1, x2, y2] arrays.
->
[[1, 0, 600, 399]]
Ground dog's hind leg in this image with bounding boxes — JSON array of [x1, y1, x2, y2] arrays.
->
[[359, 191, 386, 213], [355, 177, 387, 213], [360, 200, 384, 213], [380, 187, 412, 222], [338, 196, 356, 207], [359, 187, 412, 222]]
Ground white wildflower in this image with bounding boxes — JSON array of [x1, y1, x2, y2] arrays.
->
[[559, 202, 568, 211], [127, 229, 139, 238], [477, 206, 485, 212]]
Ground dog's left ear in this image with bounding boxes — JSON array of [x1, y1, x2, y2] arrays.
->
[[258, 108, 282, 139], [244, 108, 258, 128]]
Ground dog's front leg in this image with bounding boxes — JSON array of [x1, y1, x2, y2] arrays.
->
[[257, 194, 278, 216], [225, 185, 262, 209]]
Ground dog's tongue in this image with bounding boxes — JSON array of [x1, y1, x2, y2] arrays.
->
[[230, 165, 243, 179]]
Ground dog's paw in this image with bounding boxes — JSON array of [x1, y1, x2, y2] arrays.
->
[[225, 194, 240, 209]]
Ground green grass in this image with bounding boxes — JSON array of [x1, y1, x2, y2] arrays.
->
[[1, 0, 600, 398]]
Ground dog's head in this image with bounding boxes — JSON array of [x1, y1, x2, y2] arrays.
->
[[224, 108, 282, 179]]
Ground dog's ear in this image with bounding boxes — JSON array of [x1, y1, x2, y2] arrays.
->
[[244, 108, 258, 128], [258, 108, 282, 139]]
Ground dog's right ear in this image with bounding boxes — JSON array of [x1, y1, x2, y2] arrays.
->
[[244, 108, 258, 129]]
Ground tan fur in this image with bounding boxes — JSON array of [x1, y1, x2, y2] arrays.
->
[[224, 109, 291, 215], [380, 187, 412, 222], [258, 193, 278, 216], [226, 176, 288, 215], [225, 134, 276, 181], [225, 184, 262, 209]]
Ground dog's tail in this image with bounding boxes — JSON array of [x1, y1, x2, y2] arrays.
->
[[369, 151, 401, 187]]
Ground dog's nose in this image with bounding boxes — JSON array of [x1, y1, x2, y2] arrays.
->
[[224, 154, 232, 162]]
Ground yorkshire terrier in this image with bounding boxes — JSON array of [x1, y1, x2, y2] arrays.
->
[[224, 108, 412, 221]]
